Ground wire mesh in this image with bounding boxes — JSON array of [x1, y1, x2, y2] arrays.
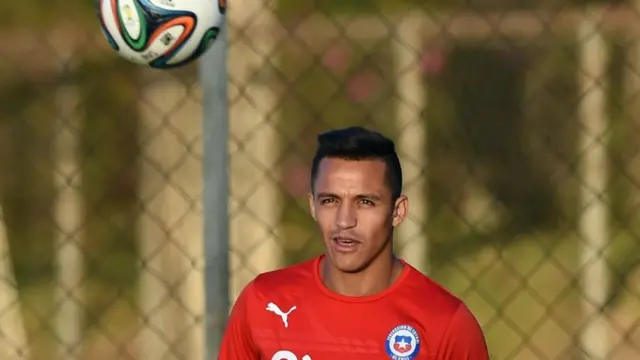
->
[[0, 1, 638, 360]]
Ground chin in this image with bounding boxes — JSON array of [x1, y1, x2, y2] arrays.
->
[[327, 253, 368, 273]]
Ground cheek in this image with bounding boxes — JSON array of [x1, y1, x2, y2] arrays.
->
[[359, 212, 393, 238], [314, 209, 334, 233]]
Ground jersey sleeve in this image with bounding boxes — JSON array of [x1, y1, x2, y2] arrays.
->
[[435, 303, 490, 360], [218, 281, 259, 359]]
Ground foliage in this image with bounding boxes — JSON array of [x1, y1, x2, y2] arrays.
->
[[76, 57, 141, 289], [0, 0, 96, 29]]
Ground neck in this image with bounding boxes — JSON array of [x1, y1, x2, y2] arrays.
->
[[321, 248, 402, 297]]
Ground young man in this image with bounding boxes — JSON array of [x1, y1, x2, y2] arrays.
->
[[218, 127, 490, 360]]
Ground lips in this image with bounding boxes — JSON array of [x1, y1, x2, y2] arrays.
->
[[331, 236, 360, 253]]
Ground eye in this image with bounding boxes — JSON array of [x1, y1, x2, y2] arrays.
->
[[320, 198, 335, 205], [359, 199, 374, 206]]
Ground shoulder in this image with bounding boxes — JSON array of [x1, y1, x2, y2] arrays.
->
[[244, 256, 318, 301], [399, 264, 487, 354], [399, 264, 477, 333], [402, 264, 464, 317]]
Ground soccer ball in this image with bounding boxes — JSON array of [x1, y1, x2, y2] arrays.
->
[[97, 0, 226, 69]]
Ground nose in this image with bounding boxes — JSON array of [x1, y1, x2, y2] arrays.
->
[[335, 202, 357, 229]]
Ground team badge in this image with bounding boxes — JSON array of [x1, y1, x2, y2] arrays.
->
[[385, 324, 421, 360]]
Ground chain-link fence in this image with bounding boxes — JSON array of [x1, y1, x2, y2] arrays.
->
[[0, 1, 639, 360]]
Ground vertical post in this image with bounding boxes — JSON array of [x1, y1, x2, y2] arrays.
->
[[0, 207, 29, 360], [53, 47, 84, 360], [138, 69, 207, 360], [392, 13, 429, 274], [199, 24, 229, 359], [137, 70, 173, 360], [226, 2, 282, 300], [576, 10, 610, 360], [140, 71, 207, 360]]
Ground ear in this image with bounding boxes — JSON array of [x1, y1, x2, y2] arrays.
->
[[308, 192, 317, 221], [392, 195, 408, 227]]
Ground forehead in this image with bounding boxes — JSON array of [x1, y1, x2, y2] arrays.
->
[[314, 158, 389, 194]]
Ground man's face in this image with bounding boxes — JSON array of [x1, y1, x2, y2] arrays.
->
[[309, 158, 408, 273]]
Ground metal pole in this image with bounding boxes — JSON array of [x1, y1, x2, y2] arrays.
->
[[227, 7, 282, 300], [199, 23, 229, 359], [577, 9, 610, 360], [393, 13, 429, 274], [53, 47, 84, 360], [138, 70, 171, 360]]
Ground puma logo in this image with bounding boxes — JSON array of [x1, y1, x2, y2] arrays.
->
[[266, 302, 297, 328]]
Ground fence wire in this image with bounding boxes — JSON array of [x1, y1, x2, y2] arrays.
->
[[0, 1, 639, 360]]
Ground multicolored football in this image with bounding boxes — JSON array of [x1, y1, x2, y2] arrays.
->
[[97, 0, 226, 68]]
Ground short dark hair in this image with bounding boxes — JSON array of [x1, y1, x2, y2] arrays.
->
[[310, 126, 403, 199]]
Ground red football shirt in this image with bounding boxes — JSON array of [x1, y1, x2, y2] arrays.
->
[[219, 255, 489, 360]]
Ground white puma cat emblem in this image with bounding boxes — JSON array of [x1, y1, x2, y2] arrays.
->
[[266, 302, 297, 328]]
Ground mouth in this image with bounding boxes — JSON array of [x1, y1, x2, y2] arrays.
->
[[331, 236, 360, 253]]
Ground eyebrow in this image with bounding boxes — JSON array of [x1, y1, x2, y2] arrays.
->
[[315, 192, 382, 201], [357, 194, 382, 201], [315, 192, 337, 199]]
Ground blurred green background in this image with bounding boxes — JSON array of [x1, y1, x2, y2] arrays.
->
[[0, 0, 639, 359]]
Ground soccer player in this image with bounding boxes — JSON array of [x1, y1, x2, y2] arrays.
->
[[218, 127, 490, 360]]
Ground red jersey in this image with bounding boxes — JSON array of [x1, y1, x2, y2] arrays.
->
[[219, 256, 489, 360]]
